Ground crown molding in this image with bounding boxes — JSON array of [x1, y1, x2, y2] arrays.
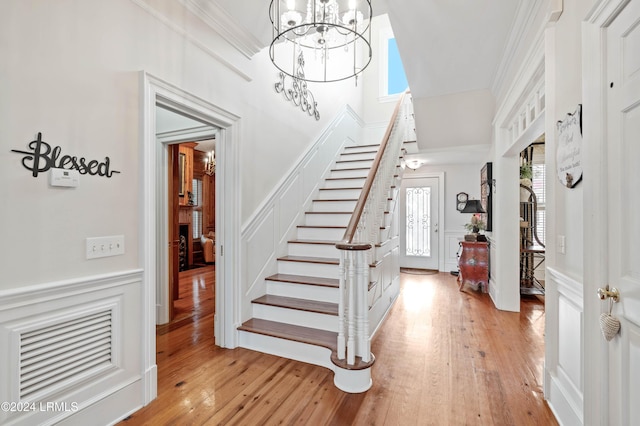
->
[[129, 0, 252, 81], [180, 0, 264, 59], [490, 0, 545, 97]]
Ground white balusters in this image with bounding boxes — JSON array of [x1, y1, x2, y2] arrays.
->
[[335, 92, 413, 366]]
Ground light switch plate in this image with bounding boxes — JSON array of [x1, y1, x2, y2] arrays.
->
[[557, 235, 566, 254], [86, 235, 125, 259]]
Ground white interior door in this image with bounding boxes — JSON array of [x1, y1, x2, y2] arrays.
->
[[400, 177, 439, 270], [605, 2, 640, 423]]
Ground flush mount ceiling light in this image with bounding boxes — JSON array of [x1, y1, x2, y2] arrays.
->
[[269, 0, 373, 83]]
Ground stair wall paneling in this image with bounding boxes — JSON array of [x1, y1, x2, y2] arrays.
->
[[240, 106, 364, 323]]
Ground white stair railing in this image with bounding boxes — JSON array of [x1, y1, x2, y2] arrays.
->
[[335, 91, 415, 365]]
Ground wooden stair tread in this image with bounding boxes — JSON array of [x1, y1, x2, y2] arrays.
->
[[288, 239, 338, 245], [278, 255, 339, 265], [306, 211, 352, 214], [340, 150, 378, 155], [297, 225, 346, 229], [313, 198, 358, 202], [325, 176, 367, 181], [330, 167, 370, 171], [265, 273, 339, 288], [252, 295, 338, 315], [238, 318, 337, 351], [335, 159, 373, 164], [319, 187, 363, 191], [344, 144, 380, 149]]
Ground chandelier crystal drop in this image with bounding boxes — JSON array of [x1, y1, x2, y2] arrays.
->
[[269, 0, 372, 83]]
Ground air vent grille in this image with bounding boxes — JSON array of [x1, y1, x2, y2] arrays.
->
[[19, 310, 113, 399]]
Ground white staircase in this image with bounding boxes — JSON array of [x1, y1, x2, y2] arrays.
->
[[238, 142, 403, 386]]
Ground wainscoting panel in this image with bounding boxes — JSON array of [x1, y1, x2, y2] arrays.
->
[[444, 231, 464, 273], [0, 270, 144, 426], [546, 267, 584, 425]]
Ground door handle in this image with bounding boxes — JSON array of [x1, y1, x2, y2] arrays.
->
[[597, 285, 620, 302]]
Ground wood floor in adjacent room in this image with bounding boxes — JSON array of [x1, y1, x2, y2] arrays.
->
[[120, 271, 557, 425]]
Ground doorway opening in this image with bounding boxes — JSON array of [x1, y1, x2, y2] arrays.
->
[[156, 105, 219, 325], [519, 137, 546, 297]]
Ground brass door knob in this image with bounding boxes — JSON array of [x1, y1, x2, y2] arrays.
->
[[597, 285, 620, 302]]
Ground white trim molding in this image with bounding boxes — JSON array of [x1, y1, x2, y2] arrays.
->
[[180, 0, 264, 59], [0, 270, 144, 426], [581, 1, 630, 424], [129, 0, 252, 81], [545, 267, 584, 425], [140, 72, 242, 406]]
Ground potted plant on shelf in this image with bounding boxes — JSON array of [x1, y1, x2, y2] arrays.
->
[[520, 162, 533, 201]]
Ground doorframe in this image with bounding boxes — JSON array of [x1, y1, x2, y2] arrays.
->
[[140, 72, 241, 403], [583, 0, 629, 423], [399, 172, 445, 271]]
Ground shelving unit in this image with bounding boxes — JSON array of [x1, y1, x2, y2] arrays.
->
[[520, 185, 545, 295]]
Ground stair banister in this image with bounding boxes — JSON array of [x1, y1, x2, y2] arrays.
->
[[335, 91, 414, 366]]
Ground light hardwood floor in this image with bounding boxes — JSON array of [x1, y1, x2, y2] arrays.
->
[[121, 270, 557, 425]]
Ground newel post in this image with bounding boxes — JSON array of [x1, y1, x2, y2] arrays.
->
[[335, 242, 371, 365]]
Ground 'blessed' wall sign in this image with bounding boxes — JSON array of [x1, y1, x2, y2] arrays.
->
[[11, 132, 121, 178]]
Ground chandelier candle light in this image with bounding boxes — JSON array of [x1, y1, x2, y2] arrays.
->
[[269, 0, 373, 83], [204, 150, 215, 176]]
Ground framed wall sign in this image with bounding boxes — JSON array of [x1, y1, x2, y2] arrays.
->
[[556, 104, 582, 188]]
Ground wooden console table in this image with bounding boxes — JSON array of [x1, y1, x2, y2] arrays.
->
[[458, 241, 489, 292]]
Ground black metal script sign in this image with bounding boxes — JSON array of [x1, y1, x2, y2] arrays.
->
[[11, 132, 121, 178]]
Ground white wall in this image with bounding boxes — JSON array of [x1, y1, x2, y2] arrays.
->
[[0, 0, 363, 288], [413, 89, 495, 149], [0, 0, 365, 423], [543, 0, 596, 423]]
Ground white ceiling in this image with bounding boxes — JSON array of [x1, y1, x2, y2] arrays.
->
[[159, 1, 524, 162], [210, 0, 522, 99]]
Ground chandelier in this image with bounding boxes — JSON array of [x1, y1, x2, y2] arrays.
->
[[269, 0, 373, 83], [204, 150, 215, 176]]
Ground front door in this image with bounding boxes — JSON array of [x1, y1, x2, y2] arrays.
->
[[400, 176, 439, 270], [605, 1, 640, 423]]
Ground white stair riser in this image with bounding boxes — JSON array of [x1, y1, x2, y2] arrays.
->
[[339, 152, 376, 161], [333, 159, 374, 170], [317, 188, 362, 200], [297, 227, 346, 241], [252, 304, 338, 332], [238, 332, 334, 371], [329, 169, 370, 179], [305, 213, 351, 226], [343, 145, 380, 154], [323, 178, 366, 189], [288, 242, 340, 258], [266, 281, 339, 303], [277, 260, 339, 279], [311, 200, 357, 212]]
